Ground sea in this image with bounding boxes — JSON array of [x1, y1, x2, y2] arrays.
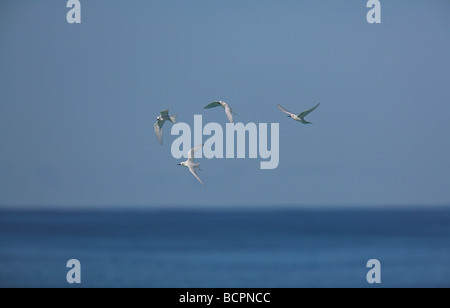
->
[[0, 207, 449, 288]]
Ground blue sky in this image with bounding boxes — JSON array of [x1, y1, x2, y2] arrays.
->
[[0, 1, 449, 208]]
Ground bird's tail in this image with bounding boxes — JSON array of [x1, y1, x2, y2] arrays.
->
[[170, 114, 178, 124], [194, 163, 201, 171]]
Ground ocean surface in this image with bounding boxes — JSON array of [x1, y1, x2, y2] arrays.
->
[[0, 207, 449, 288]]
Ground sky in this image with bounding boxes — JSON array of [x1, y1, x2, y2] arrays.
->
[[0, 0, 449, 208]]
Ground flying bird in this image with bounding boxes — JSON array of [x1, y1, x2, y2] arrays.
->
[[204, 101, 237, 123], [177, 144, 205, 186], [154, 109, 177, 145], [277, 103, 320, 124]]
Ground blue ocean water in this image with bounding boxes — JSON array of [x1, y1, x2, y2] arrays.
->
[[0, 208, 449, 288]]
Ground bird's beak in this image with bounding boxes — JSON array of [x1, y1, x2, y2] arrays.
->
[[287, 115, 291, 117], [177, 163, 181, 165]]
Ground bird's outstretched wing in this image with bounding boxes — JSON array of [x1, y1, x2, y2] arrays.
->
[[188, 166, 204, 186], [160, 109, 171, 121], [188, 144, 204, 162], [298, 103, 320, 119], [169, 114, 177, 123], [277, 104, 295, 116], [224, 105, 234, 123], [204, 102, 222, 109], [154, 120, 164, 145]]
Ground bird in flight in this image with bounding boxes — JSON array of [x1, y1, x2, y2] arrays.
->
[[277, 103, 320, 124], [204, 101, 237, 123], [177, 144, 205, 186], [154, 109, 177, 145]]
